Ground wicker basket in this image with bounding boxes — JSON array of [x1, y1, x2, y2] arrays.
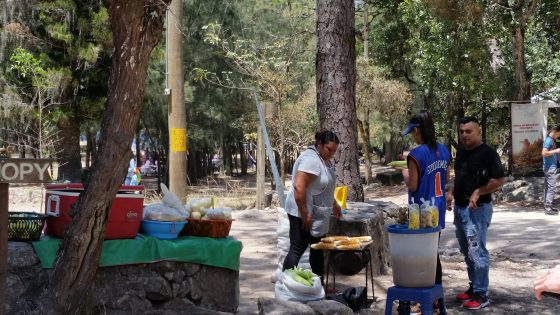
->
[[8, 212, 47, 241], [181, 218, 233, 238]]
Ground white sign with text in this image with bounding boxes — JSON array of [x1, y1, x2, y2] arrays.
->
[[0, 159, 52, 183]]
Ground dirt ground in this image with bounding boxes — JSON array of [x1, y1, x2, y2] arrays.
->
[[6, 167, 560, 314], [229, 185, 560, 315]]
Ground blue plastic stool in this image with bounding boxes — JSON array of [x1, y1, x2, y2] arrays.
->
[[384, 285, 445, 315]]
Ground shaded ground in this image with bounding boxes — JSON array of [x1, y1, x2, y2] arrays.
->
[[7, 164, 560, 314]]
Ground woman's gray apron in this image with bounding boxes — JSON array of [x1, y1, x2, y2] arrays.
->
[[309, 147, 336, 237]]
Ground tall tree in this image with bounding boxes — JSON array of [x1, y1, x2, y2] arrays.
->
[[356, 1, 374, 184], [316, 0, 363, 201], [36, 0, 170, 313], [198, 0, 316, 183], [33, 1, 112, 181], [509, 0, 541, 101]]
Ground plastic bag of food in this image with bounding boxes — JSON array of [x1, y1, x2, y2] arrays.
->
[[274, 268, 324, 302], [408, 198, 420, 230], [143, 203, 189, 221], [204, 208, 233, 220], [418, 197, 439, 228], [143, 183, 189, 221], [429, 197, 439, 227], [185, 197, 213, 214], [419, 198, 432, 228], [160, 183, 184, 211]]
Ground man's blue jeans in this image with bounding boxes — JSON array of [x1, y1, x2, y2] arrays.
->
[[453, 203, 493, 296], [544, 167, 558, 208]]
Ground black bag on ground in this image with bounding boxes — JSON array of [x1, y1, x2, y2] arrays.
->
[[326, 286, 367, 311]]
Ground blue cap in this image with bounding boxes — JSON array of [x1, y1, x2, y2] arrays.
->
[[401, 123, 420, 136]]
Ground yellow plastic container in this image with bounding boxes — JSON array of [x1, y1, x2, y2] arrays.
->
[[334, 186, 347, 209]]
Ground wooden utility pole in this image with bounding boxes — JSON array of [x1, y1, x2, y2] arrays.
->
[[256, 125, 265, 209], [166, 0, 187, 201], [256, 101, 274, 208]]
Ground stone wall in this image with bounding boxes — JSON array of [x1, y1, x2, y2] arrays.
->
[[328, 201, 398, 275], [7, 242, 239, 314]]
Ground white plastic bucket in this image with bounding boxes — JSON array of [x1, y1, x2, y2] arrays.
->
[[387, 224, 440, 287]]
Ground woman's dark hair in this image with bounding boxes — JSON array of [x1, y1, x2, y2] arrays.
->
[[409, 110, 437, 149], [315, 130, 339, 145]]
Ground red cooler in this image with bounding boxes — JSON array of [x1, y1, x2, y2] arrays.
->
[[45, 183, 144, 239]]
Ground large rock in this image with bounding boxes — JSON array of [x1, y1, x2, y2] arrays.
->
[[257, 297, 315, 315], [307, 299, 354, 315], [328, 201, 396, 275], [375, 171, 403, 186], [496, 177, 546, 203], [6, 243, 239, 314]]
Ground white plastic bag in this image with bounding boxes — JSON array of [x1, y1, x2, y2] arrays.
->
[[185, 197, 213, 214], [274, 269, 324, 301], [205, 208, 232, 220], [143, 183, 189, 221], [282, 270, 323, 295], [143, 203, 189, 221], [161, 183, 184, 211]]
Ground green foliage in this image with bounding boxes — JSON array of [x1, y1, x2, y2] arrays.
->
[[8, 48, 47, 81], [1, 0, 111, 161], [526, 4, 560, 101], [196, 0, 316, 161], [356, 57, 413, 145], [91, 8, 112, 47]]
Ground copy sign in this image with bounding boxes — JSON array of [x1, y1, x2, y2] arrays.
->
[[0, 159, 52, 183]]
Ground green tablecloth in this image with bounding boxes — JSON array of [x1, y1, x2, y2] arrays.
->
[[32, 234, 243, 271]]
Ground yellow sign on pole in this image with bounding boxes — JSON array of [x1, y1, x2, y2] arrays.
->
[[171, 128, 187, 152]]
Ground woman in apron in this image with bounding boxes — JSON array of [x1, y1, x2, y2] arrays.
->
[[282, 130, 342, 280]]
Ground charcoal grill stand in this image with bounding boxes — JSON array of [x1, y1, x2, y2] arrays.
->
[[323, 241, 375, 300]]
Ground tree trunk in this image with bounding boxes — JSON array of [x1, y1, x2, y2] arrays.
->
[[55, 114, 82, 182], [135, 132, 141, 165], [316, 0, 363, 201], [512, 24, 530, 101], [280, 123, 286, 185], [193, 149, 201, 181], [239, 141, 247, 175], [36, 1, 169, 313], [357, 116, 372, 184], [384, 134, 396, 163], [88, 128, 97, 167], [18, 135, 25, 158], [86, 131, 92, 168], [481, 103, 488, 143], [232, 145, 239, 176], [511, 0, 540, 102]]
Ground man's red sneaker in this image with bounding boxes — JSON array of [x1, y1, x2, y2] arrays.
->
[[462, 293, 489, 310], [455, 287, 473, 302]]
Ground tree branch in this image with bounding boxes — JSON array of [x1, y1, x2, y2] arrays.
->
[[521, 0, 541, 25]]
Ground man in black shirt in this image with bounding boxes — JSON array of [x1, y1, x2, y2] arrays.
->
[[446, 117, 506, 310]]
